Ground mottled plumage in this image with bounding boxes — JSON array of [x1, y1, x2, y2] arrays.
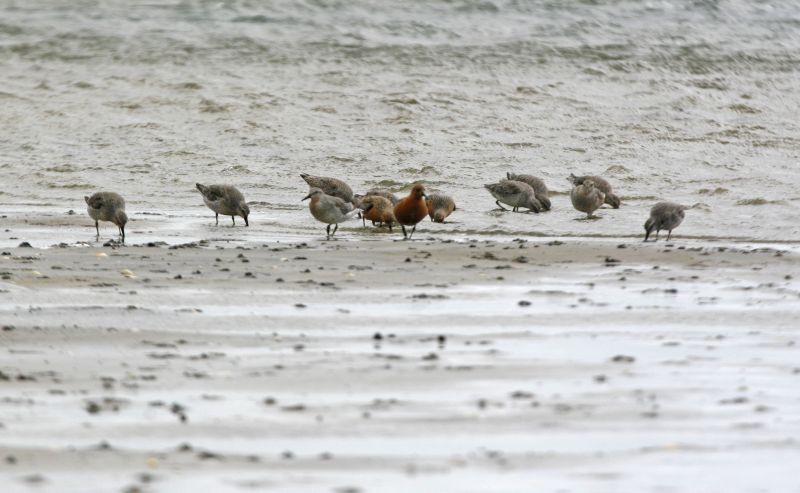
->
[[359, 195, 396, 230], [644, 202, 687, 241], [393, 184, 428, 240], [196, 183, 250, 226], [568, 173, 620, 208], [506, 172, 551, 210], [425, 193, 456, 223], [85, 192, 128, 241], [484, 180, 542, 213], [364, 189, 399, 205], [300, 173, 355, 204], [570, 179, 605, 218], [303, 187, 356, 239]]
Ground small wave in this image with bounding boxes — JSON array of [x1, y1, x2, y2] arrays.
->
[[605, 165, 630, 174], [400, 166, 439, 176], [696, 187, 729, 195], [199, 98, 228, 113], [366, 179, 405, 188], [688, 78, 728, 91], [515, 86, 540, 95], [455, 1, 499, 13], [106, 101, 142, 110], [583, 67, 606, 77], [729, 104, 759, 114], [501, 142, 540, 149], [736, 198, 785, 206], [45, 182, 93, 190], [160, 150, 200, 158], [44, 165, 78, 173], [231, 15, 275, 23], [0, 23, 23, 35], [175, 82, 202, 90], [621, 195, 661, 201], [312, 106, 337, 113], [383, 96, 419, 105], [221, 165, 254, 175], [0, 91, 29, 102], [116, 122, 161, 129]]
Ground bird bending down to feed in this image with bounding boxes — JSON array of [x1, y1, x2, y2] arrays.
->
[[85, 192, 128, 242], [196, 183, 250, 226], [484, 180, 541, 213], [359, 195, 396, 230], [644, 202, 687, 241], [570, 179, 605, 219], [303, 187, 357, 239], [393, 183, 428, 240], [300, 173, 355, 204], [568, 173, 620, 208], [425, 193, 456, 222], [506, 172, 551, 210]]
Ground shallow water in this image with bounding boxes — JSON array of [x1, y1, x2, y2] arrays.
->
[[1, 0, 800, 246]]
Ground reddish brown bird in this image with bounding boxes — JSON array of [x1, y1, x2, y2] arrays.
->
[[393, 183, 428, 240]]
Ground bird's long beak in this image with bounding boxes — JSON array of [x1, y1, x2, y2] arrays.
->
[[301, 194, 311, 201]]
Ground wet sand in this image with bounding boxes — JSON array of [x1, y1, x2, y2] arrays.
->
[[1, 238, 799, 492]]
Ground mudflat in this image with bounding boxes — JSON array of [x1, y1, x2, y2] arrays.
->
[[1, 238, 798, 492]]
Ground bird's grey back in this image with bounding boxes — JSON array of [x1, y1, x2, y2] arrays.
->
[[365, 189, 398, 205], [487, 179, 535, 197], [301, 174, 354, 203], [569, 174, 612, 194], [570, 182, 605, 212], [86, 192, 125, 211], [651, 201, 686, 227], [507, 173, 548, 195], [317, 192, 354, 218], [426, 193, 455, 211], [198, 184, 245, 204]]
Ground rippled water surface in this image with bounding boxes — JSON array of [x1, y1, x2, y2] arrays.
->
[[1, 0, 799, 244]]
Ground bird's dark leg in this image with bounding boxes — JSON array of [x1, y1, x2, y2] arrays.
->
[[95, 220, 99, 238], [231, 216, 235, 226], [215, 213, 219, 226], [655, 230, 660, 241], [667, 230, 672, 241], [120, 224, 125, 243], [401, 225, 408, 239], [408, 225, 416, 240], [362, 215, 366, 227], [495, 200, 509, 211], [332, 224, 338, 237], [326, 224, 331, 239]]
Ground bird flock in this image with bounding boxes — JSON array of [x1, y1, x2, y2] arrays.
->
[[84, 171, 687, 243]]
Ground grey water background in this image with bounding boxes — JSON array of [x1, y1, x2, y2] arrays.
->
[[1, 0, 799, 243]]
